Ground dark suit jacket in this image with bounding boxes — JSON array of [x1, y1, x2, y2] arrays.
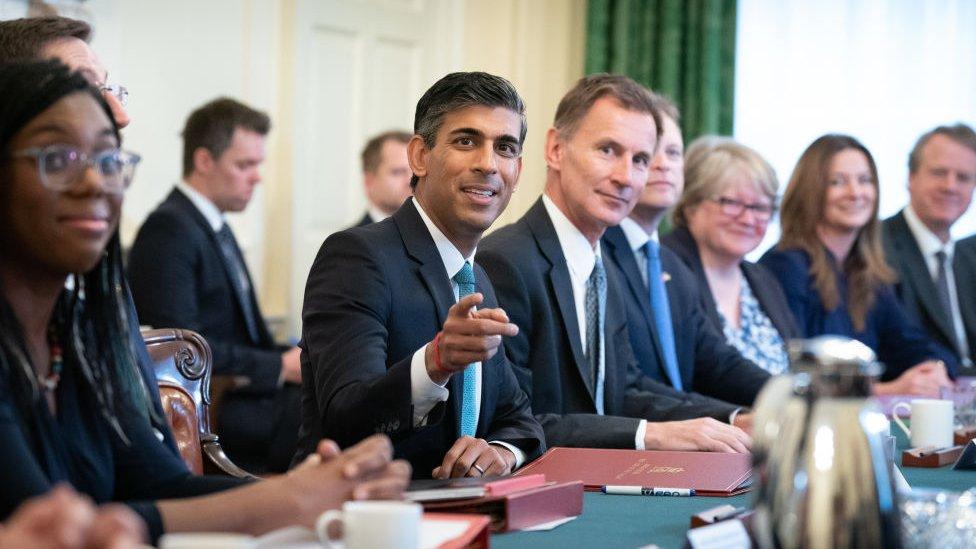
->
[[603, 225, 771, 406], [128, 188, 293, 469], [759, 245, 959, 380], [294, 199, 545, 477], [354, 212, 373, 228], [477, 199, 739, 449], [883, 211, 976, 369]]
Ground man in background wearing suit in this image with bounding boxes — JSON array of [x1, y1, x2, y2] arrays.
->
[[478, 74, 751, 452], [294, 72, 545, 478], [128, 98, 302, 473], [353, 130, 412, 227], [605, 94, 771, 408], [884, 124, 976, 374]]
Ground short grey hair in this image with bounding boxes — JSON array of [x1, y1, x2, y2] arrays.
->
[[673, 136, 779, 227]]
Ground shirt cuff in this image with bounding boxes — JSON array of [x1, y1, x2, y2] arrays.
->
[[635, 419, 648, 450], [489, 441, 526, 470], [410, 344, 449, 427], [728, 408, 743, 426]]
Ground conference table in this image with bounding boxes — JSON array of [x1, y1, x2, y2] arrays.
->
[[493, 424, 976, 548]]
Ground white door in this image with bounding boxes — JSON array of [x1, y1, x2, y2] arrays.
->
[[289, 0, 463, 334]]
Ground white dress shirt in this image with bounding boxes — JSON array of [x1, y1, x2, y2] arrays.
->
[[367, 204, 390, 224], [177, 181, 225, 232], [542, 196, 648, 449], [903, 205, 971, 363], [407, 200, 524, 467]]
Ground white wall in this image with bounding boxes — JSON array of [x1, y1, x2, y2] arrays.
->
[[735, 0, 976, 259]]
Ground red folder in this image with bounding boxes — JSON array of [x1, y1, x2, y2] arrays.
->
[[422, 480, 584, 532], [514, 447, 752, 497]]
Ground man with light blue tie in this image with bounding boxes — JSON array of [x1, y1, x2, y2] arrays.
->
[[602, 94, 771, 410], [478, 75, 751, 452], [293, 72, 545, 478]]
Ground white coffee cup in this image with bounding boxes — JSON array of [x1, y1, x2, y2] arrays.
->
[[316, 501, 421, 549], [892, 398, 954, 448]]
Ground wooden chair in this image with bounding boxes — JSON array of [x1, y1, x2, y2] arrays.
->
[[142, 328, 257, 480]]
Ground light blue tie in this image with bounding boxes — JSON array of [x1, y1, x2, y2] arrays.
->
[[584, 256, 607, 414], [645, 241, 683, 391], [453, 262, 478, 437]]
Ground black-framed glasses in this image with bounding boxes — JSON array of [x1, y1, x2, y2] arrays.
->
[[99, 83, 129, 107], [12, 145, 141, 193], [711, 196, 777, 222]]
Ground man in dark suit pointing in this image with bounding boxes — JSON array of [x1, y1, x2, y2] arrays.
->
[[294, 72, 544, 478], [128, 98, 301, 472]]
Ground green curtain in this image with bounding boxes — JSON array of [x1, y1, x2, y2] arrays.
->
[[585, 0, 737, 142]]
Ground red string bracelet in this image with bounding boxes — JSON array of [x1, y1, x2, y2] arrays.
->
[[431, 331, 451, 374]]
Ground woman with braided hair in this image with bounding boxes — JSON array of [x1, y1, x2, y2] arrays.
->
[[0, 60, 409, 545]]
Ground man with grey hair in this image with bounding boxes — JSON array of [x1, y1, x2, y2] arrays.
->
[[884, 123, 976, 373], [478, 74, 753, 452], [294, 72, 544, 478]]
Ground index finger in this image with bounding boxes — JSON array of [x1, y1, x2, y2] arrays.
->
[[448, 293, 484, 319]]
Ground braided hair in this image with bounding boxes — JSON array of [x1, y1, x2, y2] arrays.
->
[[0, 60, 154, 443]]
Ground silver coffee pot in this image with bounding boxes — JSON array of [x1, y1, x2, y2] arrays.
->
[[752, 336, 902, 548]]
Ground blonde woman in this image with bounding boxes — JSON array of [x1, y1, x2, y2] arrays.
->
[[662, 137, 797, 375]]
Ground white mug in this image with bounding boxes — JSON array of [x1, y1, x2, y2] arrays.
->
[[316, 501, 421, 549], [892, 398, 954, 448]]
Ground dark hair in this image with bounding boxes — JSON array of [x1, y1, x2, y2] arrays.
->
[[908, 123, 976, 174], [361, 130, 411, 173], [778, 134, 894, 331], [0, 61, 150, 442], [0, 16, 92, 63], [181, 97, 271, 177], [554, 74, 662, 143], [411, 71, 526, 187]]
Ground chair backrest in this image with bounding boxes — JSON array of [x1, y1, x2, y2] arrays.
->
[[142, 328, 213, 475], [143, 328, 257, 479]]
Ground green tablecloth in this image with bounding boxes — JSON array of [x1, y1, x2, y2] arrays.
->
[[494, 422, 976, 549]]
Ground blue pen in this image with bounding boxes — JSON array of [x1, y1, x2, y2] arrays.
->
[[601, 485, 695, 496]]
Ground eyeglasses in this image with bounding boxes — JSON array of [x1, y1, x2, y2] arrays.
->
[[12, 145, 141, 193], [99, 83, 129, 107], [711, 196, 777, 222]]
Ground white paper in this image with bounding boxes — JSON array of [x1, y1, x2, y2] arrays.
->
[[893, 465, 912, 493], [519, 515, 578, 531], [686, 520, 751, 549]]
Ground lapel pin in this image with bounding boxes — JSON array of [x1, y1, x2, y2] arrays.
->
[[662, 272, 671, 283]]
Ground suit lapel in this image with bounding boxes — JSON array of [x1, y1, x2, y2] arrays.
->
[[170, 189, 264, 344], [603, 226, 668, 374], [473, 271, 498, 435], [524, 200, 594, 400], [395, 199, 455, 327], [954, 243, 976, 360], [395, 199, 464, 427], [890, 212, 956, 343]]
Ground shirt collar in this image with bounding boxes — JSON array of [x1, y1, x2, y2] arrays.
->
[[177, 181, 224, 232], [542, 194, 601, 281], [367, 204, 390, 224], [904, 204, 955, 258], [413, 199, 473, 280], [618, 216, 657, 253]]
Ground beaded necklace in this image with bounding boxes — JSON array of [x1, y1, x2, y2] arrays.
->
[[40, 322, 63, 393]]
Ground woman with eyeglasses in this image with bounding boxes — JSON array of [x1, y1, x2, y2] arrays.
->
[[759, 134, 958, 395], [0, 61, 409, 545], [662, 137, 798, 375]]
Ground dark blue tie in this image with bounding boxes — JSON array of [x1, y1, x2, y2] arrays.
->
[[645, 241, 682, 390], [216, 224, 260, 343], [453, 262, 478, 437]]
